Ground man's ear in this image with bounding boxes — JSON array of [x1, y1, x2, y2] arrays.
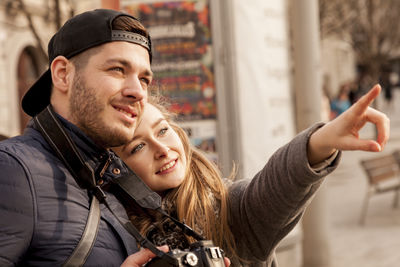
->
[[51, 56, 74, 93]]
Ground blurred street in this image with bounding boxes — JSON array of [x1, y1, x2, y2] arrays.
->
[[326, 90, 400, 267]]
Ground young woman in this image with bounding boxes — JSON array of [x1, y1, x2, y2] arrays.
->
[[114, 85, 389, 266]]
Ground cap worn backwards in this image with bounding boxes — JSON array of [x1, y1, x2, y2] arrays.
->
[[22, 8, 152, 117]]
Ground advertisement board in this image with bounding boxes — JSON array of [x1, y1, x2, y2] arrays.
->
[[122, 0, 217, 160]]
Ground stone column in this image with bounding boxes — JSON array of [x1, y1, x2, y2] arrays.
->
[[290, 0, 331, 266]]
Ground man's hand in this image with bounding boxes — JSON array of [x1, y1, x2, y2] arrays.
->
[[121, 245, 231, 267], [121, 246, 169, 267]]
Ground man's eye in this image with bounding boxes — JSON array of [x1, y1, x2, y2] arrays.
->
[[131, 143, 144, 154], [110, 67, 124, 73]]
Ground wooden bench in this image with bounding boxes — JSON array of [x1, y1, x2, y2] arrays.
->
[[359, 152, 400, 225]]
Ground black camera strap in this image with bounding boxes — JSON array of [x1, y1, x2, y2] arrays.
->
[[155, 208, 205, 241], [101, 200, 178, 265], [34, 106, 105, 267], [113, 173, 162, 210], [114, 175, 205, 240]]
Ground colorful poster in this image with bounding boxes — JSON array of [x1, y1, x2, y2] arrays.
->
[[122, 0, 218, 159], [122, 0, 216, 121]]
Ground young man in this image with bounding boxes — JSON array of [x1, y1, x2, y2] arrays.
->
[[0, 9, 164, 266]]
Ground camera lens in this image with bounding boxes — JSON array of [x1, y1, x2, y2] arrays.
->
[[184, 252, 198, 266]]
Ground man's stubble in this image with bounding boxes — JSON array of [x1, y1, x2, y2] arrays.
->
[[69, 73, 135, 148]]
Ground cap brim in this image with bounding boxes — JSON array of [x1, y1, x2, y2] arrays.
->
[[22, 69, 52, 117]]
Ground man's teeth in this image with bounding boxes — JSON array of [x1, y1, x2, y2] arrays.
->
[[159, 160, 175, 172], [116, 108, 133, 118]]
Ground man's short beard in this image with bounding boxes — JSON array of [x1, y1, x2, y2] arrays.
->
[[69, 73, 133, 148]]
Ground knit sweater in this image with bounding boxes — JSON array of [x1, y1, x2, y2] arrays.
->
[[227, 123, 340, 266]]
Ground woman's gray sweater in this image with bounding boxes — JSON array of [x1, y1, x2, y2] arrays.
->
[[228, 123, 341, 266]]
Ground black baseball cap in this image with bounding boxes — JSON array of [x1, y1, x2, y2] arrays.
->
[[22, 9, 152, 117]]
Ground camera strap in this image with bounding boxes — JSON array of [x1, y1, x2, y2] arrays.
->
[[102, 200, 178, 266], [114, 175, 205, 240], [34, 106, 105, 198], [34, 106, 104, 267], [155, 208, 205, 241]]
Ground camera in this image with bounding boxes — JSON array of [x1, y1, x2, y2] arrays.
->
[[146, 240, 225, 267]]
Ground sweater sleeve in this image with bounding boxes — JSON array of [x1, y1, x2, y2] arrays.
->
[[0, 151, 35, 266], [228, 123, 341, 263]]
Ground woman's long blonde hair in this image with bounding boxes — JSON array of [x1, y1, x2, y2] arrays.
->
[[127, 98, 237, 257]]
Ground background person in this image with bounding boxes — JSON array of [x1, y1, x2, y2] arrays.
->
[[114, 85, 389, 266], [330, 81, 353, 119]]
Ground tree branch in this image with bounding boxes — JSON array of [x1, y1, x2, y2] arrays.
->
[[16, 0, 48, 60]]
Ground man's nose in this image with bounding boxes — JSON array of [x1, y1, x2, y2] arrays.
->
[[122, 76, 147, 101]]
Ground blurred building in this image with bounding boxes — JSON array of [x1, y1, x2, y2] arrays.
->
[[321, 36, 356, 99], [0, 0, 358, 266]]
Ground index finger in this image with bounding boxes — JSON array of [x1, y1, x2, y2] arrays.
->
[[351, 84, 381, 115]]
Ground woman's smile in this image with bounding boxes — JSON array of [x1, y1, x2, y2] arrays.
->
[[157, 159, 178, 174]]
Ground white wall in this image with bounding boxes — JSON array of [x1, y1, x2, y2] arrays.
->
[[321, 37, 356, 97], [231, 0, 295, 179]]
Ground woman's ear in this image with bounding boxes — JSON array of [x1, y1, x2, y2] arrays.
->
[[50, 56, 74, 93]]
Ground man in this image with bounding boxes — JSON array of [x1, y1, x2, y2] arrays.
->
[[0, 9, 165, 266]]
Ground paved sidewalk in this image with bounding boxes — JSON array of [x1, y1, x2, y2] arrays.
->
[[326, 107, 400, 267]]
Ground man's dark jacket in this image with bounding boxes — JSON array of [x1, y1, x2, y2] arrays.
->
[[0, 115, 139, 266]]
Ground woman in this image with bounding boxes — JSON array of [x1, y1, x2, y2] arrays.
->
[[115, 85, 389, 266]]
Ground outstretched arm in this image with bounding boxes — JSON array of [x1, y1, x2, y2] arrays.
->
[[307, 84, 390, 165]]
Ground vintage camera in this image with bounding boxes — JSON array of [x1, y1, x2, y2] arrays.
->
[[146, 240, 225, 267]]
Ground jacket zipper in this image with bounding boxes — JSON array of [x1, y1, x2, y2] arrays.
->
[[99, 154, 112, 178]]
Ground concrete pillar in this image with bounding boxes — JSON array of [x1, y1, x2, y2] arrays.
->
[[301, 184, 331, 267], [290, 1, 331, 267], [291, 0, 322, 129]]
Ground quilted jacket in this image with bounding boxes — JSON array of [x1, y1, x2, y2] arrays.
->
[[0, 115, 138, 266]]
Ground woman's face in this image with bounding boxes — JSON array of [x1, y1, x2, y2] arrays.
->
[[114, 104, 187, 193]]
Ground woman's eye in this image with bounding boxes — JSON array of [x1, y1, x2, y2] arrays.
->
[[140, 77, 150, 85], [159, 127, 168, 136], [131, 143, 144, 154]]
